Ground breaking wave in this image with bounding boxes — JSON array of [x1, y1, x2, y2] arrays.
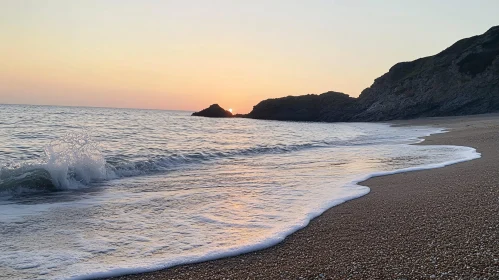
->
[[0, 134, 111, 194], [0, 134, 337, 195]]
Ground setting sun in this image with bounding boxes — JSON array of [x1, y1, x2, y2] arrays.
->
[[229, 108, 233, 113]]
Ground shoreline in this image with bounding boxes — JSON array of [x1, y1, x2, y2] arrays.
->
[[108, 114, 499, 280]]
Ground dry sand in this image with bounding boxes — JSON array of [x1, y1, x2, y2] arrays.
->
[[108, 114, 499, 280]]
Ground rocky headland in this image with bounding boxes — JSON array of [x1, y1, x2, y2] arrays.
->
[[194, 26, 499, 122]]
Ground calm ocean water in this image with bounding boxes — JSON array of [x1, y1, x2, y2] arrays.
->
[[0, 104, 479, 279]]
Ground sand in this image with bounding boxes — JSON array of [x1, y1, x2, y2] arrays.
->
[[107, 114, 499, 280]]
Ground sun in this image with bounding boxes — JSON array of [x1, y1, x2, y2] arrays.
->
[[228, 108, 233, 113]]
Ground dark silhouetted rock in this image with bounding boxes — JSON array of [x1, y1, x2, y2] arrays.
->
[[247, 91, 358, 122], [246, 25, 499, 122], [192, 104, 233, 118], [352, 25, 499, 121]]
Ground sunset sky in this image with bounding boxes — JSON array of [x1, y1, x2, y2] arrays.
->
[[1, 1, 498, 113]]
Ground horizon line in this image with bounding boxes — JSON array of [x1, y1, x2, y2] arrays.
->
[[0, 102, 195, 113]]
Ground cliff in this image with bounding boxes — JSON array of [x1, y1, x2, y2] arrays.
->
[[353, 25, 499, 121], [247, 26, 499, 122]]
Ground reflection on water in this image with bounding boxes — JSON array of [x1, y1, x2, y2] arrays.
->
[[0, 105, 479, 279]]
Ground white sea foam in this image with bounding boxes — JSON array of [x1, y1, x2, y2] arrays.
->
[[43, 133, 114, 189], [0, 144, 480, 279], [70, 144, 480, 280]]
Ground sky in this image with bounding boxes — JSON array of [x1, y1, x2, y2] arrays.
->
[[1, 1, 498, 113]]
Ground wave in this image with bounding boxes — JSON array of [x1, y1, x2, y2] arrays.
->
[[0, 135, 331, 195], [108, 142, 321, 176], [0, 127, 443, 195], [0, 134, 111, 194]]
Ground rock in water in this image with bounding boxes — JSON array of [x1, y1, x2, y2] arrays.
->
[[192, 104, 233, 118]]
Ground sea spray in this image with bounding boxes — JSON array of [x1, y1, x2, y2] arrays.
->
[[43, 133, 112, 189], [0, 133, 113, 193]]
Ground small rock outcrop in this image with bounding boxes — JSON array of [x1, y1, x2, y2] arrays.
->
[[192, 104, 233, 118]]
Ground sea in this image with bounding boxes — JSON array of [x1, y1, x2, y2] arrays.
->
[[0, 104, 480, 280]]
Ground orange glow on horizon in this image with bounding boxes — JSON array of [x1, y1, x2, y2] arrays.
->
[[1, 1, 497, 113]]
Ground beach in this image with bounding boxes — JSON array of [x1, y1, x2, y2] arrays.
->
[[3, 3, 499, 279], [108, 114, 499, 280]]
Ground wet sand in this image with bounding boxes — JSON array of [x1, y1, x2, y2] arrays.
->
[[108, 114, 499, 280]]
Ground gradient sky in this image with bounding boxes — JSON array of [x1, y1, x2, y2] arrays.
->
[[1, 1, 498, 113]]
